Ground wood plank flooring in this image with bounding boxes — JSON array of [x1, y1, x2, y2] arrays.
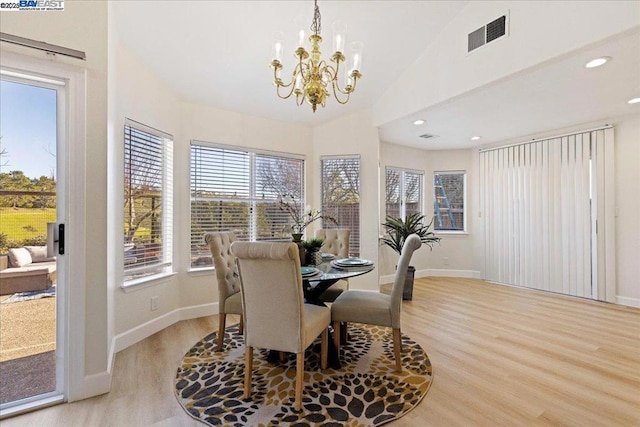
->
[[2, 277, 639, 426]]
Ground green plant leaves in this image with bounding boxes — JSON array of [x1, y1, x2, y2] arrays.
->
[[381, 213, 440, 255]]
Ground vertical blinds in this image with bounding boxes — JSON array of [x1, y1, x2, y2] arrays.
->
[[123, 122, 173, 280], [321, 156, 360, 257], [190, 142, 304, 267], [385, 166, 423, 220], [480, 128, 612, 299]]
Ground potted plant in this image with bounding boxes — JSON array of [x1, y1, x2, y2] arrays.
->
[[302, 237, 325, 266], [381, 213, 440, 300]]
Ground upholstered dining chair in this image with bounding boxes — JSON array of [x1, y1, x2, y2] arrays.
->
[[330, 234, 422, 373], [231, 241, 330, 411], [315, 228, 351, 302], [204, 232, 243, 352]]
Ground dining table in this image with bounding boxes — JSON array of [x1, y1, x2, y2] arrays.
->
[[301, 257, 375, 305]]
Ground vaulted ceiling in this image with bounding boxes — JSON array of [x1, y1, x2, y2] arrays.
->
[[113, 1, 640, 150]]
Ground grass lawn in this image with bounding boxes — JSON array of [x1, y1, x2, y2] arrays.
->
[[0, 208, 56, 242]]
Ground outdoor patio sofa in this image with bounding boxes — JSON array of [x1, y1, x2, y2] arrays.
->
[[0, 246, 56, 296]]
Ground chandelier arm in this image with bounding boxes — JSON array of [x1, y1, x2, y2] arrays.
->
[[276, 81, 298, 100], [326, 62, 354, 96], [330, 80, 352, 105], [297, 55, 309, 81]]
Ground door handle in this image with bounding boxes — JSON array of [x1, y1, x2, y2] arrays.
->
[[58, 224, 65, 255]]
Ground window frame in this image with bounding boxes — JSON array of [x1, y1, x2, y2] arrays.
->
[[385, 166, 424, 221], [123, 118, 174, 285], [189, 140, 305, 269], [433, 170, 467, 234], [320, 155, 361, 257]]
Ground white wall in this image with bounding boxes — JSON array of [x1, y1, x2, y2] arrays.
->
[[379, 143, 479, 280], [312, 110, 381, 290], [612, 115, 640, 305], [373, 0, 640, 126], [178, 102, 313, 308], [109, 43, 182, 337]]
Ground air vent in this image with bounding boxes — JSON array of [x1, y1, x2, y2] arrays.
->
[[419, 133, 438, 140], [468, 12, 509, 53]]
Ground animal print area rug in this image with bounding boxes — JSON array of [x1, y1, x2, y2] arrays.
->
[[175, 324, 433, 426]]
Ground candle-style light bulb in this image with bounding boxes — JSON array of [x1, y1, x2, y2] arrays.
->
[[350, 41, 363, 71], [294, 73, 303, 92], [272, 32, 285, 62], [294, 15, 307, 49], [332, 21, 347, 53]]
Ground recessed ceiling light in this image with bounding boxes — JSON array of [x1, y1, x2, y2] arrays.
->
[[628, 97, 640, 104], [471, 136, 481, 141], [413, 119, 425, 125], [585, 56, 611, 68]]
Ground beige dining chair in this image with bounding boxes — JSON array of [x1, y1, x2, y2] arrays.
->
[[231, 241, 330, 411], [315, 228, 351, 302], [204, 231, 243, 352], [330, 234, 422, 373]]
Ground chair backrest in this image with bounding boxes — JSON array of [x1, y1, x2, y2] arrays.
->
[[390, 234, 422, 327], [231, 241, 305, 353], [315, 229, 350, 258], [205, 232, 240, 311]]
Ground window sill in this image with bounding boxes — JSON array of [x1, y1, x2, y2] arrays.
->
[[435, 231, 469, 236], [121, 271, 177, 293], [188, 266, 215, 276]]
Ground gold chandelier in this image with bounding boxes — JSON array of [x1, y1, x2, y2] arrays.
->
[[270, 0, 363, 112]]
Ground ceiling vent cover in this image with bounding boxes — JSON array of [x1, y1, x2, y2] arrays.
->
[[468, 13, 509, 53], [419, 133, 438, 140]]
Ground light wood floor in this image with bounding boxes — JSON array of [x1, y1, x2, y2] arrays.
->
[[3, 277, 639, 426]]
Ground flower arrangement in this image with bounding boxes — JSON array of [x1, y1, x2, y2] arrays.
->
[[278, 194, 336, 235]]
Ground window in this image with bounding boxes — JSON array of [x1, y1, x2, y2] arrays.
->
[[433, 171, 466, 232], [385, 167, 423, 220], [320, 155, 360, 256], [190, 142, 304, 267], [123, 119, 173, 281]]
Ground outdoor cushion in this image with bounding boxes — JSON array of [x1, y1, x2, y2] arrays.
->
[[8, 248, 32, 267], [25, 246, 48, 262]]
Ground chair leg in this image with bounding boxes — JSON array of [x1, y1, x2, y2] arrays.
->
[[244, 346, 253, 400], [320, 328, 328, 370], [295, 352, 304, 411], [217, 313, 227, 351], [333, 321, 341, 355], [340, 321, 348, 343], [392, 328, 402, 373], [238, 314, 243, 334]]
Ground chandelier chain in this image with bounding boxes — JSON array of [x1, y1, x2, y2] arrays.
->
[[311, 0, 321, 36]]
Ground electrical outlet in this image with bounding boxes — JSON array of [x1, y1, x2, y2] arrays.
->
[[443, 257, 450, 266], [151, 296, 159, 311]]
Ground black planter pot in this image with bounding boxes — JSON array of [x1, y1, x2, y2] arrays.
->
[[403, 266, 416, 301]]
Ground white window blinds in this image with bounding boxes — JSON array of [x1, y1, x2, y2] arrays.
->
[[190, 142, 304, 267], [123, 120, 173, 281], [385, 167, 423, 220], [480, 127, 614, 300], [321, 155, 360, 257]]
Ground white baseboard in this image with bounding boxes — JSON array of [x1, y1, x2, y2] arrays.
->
[[419, 269, 481, 279], [112, 302, 218, 354], [379, 268, 481, 285], [71, 371, 112, 402], [615, 295, 640, 308], [73, 302, 218, 403]]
